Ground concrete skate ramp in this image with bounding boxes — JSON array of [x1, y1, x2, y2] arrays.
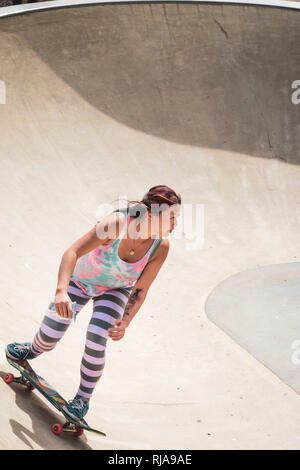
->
[[1, 1, 300, 163], [1, 0, 300, 450], [205, 262, 300, 395]]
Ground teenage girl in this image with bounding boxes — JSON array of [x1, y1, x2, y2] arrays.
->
[[6, 185, 181, 421]]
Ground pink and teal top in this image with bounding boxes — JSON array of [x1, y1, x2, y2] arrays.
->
[[71, 210, 163, 296]]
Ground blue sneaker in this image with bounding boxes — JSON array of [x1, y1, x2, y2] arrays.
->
[[63, 396, 90, 421], [6, 342, 36, 361]]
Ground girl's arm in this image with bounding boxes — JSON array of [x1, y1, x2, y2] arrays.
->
[[54, 212, 122, 318], [56, 212, 122, 294], [122, 239, 170, 326]]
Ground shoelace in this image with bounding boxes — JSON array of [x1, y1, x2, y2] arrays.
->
[[68, 398, 87, 411], [14, 345, 29, 353]]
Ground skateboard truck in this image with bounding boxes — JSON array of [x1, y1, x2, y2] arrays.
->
[[52, 422, 84, 437], [4, 371, 35, 391]]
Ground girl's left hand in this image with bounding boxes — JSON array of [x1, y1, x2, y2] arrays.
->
[[108, 319, 128, 341]]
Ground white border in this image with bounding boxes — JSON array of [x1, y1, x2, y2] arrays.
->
[[0, 0, 300, 19]]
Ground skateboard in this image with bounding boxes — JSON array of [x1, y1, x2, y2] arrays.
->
[[3, 355, 106, 438]]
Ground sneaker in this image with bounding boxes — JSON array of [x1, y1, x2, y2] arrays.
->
[[6, 342, 36, 361], [63, 396, 89, 421]]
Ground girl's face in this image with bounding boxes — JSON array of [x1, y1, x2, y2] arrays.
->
[[148, 204, 181, 238], [129, 204, 181, 239]]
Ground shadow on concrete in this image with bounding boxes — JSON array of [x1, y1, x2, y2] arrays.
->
[[0, 370, 93, 449], [0, 3, 300, 163]]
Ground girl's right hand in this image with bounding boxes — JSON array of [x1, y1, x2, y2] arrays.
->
[[54, 291, 73, 319]]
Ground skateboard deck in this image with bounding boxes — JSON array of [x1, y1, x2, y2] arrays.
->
[[4, 355, 106, 438]]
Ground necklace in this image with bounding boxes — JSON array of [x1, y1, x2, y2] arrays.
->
[[129, 238, 137, 256], [127, 218, 149, 256], [129, 236, 146, 256]]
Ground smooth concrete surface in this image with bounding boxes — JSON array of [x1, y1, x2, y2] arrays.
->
[[0, 1, 300, 450], [2, 0, 300, 19], [206, 262, 300, 395]]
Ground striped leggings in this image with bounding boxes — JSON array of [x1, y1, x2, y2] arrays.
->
[[29, 278, 133, 399]]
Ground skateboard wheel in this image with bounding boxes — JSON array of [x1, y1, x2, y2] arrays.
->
[[3, 373, 14, 384], [52, 423, 63, 435], [75, 427, 84, 437]]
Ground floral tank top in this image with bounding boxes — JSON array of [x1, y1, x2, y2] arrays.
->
[[71, 210, 163, 296]]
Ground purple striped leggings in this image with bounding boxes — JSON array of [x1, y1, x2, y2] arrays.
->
[[29, 278, 133, 399]]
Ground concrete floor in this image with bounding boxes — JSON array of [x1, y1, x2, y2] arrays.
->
[[206, 262, 300, 395], [0, 0, 300, 450]]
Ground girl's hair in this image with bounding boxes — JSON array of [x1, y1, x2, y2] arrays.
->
[[124, 185, 181, 218]]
